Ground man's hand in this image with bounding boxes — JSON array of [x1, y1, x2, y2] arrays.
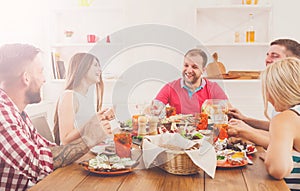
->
[[227, 107, 247, 121], [150, 100, 165, 117]]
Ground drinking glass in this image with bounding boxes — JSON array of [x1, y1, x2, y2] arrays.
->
[[202, 99, 229, 141], [114, 132, 132, 158]]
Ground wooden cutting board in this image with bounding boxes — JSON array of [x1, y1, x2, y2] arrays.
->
[[206, 71, 261, 80], [228, 71, 261, 79]]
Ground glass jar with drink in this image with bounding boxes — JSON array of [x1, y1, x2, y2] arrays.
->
[[114, 132, 132, 158], [202, 99, 229, 143]]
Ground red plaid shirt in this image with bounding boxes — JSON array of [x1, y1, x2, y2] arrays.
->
[[0, 89, 56, 190]]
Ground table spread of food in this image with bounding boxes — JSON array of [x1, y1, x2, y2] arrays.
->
[[81, 103, 258, 175]]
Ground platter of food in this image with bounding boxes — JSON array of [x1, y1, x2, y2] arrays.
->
[[215, 138, 257, 154], [217, 159, 248, 168], [81, 166, 133, 175], [216, 150, 248, 168], [217, 149, 248, 168], [215, 138, 256, 168], [79, 154, 138, 175]]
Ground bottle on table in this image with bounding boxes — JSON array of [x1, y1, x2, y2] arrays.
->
[[138, 115, 148, 136], [148, 116, 159, 135]]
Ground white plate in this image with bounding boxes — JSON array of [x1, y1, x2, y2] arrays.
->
[[90, 145, 106, 155]]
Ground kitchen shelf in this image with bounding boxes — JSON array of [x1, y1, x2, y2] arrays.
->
[[199, 42, 269, 47], [195, 2, 272, 71], [51, 77, 119, 83], [48, 5, 125, 80], [51, 43, 121, 48], [52, 43, 97, 48], [51, 7, 122, 14], [197, 4, 272, 11]]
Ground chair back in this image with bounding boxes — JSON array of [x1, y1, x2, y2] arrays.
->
[[30, 115, 54, 142]]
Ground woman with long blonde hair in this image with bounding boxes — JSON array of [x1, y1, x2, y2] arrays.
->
[[261, 57, 300, 190], [53, 53, 113, 145]]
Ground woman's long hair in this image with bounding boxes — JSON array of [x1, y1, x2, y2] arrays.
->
[[261, 57, 300, 120], [53, 53, 104, 145]]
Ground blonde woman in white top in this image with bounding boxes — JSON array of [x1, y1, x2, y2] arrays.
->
[[260, 58, 300, 190], [230, 58, 300, 190]]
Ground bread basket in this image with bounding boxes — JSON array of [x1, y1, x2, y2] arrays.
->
[[154, 144, 202, 175]]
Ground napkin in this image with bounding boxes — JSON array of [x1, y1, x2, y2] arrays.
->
[[142, 133, 216, 178]]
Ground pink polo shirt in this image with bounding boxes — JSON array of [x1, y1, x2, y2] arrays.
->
[[155, 78, 228, 114]]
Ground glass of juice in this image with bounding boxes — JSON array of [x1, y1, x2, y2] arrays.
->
[[114, 132, 132, 158]]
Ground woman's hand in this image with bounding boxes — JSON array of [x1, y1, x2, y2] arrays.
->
[[97, 108, 115, 121], [79, 114, 109, 148], [227, 118, 252, 138], [100, 119, 112, 135]]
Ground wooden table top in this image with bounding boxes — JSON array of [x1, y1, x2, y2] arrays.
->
[[29, 146, 289, 191]]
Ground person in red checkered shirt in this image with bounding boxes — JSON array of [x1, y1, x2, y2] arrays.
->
[[0, 44, 110, 190]]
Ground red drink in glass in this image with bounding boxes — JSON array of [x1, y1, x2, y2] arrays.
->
[[114, 133, 132, 158]]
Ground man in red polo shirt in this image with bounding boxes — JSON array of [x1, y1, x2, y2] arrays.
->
[[153, 48, 228, 115]]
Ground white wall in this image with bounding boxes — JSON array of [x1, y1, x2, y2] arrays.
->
[[272, 0, 300, 41]]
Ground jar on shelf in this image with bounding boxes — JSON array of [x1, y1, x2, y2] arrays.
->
[[234, 31, 241, 43]]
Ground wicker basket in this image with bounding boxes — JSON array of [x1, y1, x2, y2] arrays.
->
[[155, 148, 201, 175]]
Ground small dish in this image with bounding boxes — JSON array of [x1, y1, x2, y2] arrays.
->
[[90, 145, 106, 155], [246, 145, 257, 155]]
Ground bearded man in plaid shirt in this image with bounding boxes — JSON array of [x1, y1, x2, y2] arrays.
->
[[0, 44, 110, 190]]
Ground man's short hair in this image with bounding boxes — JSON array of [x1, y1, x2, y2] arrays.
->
[[184, 49, 208, 67], [270, 39, 300, 58], [0, 44, 40, 80]]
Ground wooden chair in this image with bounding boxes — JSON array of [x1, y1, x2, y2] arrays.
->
[[30, 115, 54, 142]]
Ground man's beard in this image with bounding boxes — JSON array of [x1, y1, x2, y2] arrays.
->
[[25, 84, 42, 104], [183, 73, 200, 85]]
